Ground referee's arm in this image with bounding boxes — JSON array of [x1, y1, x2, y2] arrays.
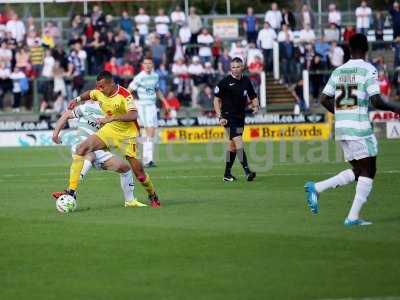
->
[[213, 96, 227, 125]]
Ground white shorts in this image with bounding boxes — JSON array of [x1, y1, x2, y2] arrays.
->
[[138, 104, 158, 128], [340, 135, 378, 161], [93, 150, 114, 170]]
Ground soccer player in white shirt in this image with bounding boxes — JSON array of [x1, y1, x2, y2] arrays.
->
[[128, 56, 169, 167], [305, 34, 400, 226]]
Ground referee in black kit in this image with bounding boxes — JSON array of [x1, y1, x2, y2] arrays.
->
[[213, 57, 259, 182]]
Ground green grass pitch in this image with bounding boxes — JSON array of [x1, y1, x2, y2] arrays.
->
[[0, 140, 399, 300]]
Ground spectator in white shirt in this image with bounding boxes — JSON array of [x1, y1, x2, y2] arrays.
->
[[170, 6, 186, 28], [197, 28, 214, 63], [328, 4, 342, 40], [42, 49, 55, 78], [265, 2, 282, 32], [257, 22, 277, 73], [328, 41, 344, 68], [188, 7, 203, 53], [325, 23, 340, 42], [6, 12, 26, 43], [247, 43, 263, 66], [277, 24, 294, 42], [154, 8, 170, 44], [134, 7, 150, 45], [188, 56, 204, 106], [0, 41, 12, 67], [179, 22, 191, 45], [300, 4, 315, 29], [229, 40, 247, 62], [10, 67, 26, 111], [299, 23, 316, 44], [355, 1, 372, 35]]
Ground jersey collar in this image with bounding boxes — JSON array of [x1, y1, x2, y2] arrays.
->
[[109, 85, 120, 98]]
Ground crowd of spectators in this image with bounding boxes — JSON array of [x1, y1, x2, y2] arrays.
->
[[0, 2, 399, 115]]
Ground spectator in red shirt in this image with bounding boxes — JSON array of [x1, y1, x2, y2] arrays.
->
[[104, 56, 119, 77], [248, 55, 264, 89], [378, 70, 391, 101], [163, 91, 181, 119], [343, 24, 356, 43]]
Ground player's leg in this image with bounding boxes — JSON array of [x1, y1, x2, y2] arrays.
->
[[144, 126, 156, 167], [80, 152, 96, 181], [126, 155, 160, 208], [100, 155, 147, 207], [223, 124, 238, 182], [305, 140, 356, 214], [345, 156, 376, 226], [117, 132, 161, 208], [68, 135, 107, 195], [52, 136, 107, 199], [142, 105, 158, 167], [232, 134, 256, 181]]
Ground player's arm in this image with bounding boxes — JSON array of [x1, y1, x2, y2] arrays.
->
[[371, 95, 400, 113], [320, 94, 335, 114], [213, 96, 227, 126], [156, 90, 170, 110], [67, 90, 92, 109], [52, 110, 74, 144]]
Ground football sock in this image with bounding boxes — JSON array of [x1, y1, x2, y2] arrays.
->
[[138, 174, 156, 196], [120, 171, 135, 202], [225, 150, 236, 175], [69, 155, 84, 191], [347, 176, 373, 221], [315, 169, 355, 193], [80, 159, 93, 181], [143, 139, 150, 164], [148, 138, 154, 163], [236, 148, 250, 174]]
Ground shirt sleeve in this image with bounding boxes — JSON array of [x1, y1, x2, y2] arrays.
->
[[71, 106, 83, 118], [89, 89, 101, 101], [128, 76, 139, 91], [246, 78, 257, 100], [365, 67, 380, 97], [125, 94, 137, 111], [214, 80, 224, 98], [322, 74, 336, 97]]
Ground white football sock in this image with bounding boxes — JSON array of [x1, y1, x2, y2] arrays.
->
[[315, 169, 355, 193], [148, 138, 154, 163], [80, 160, 93, 181], [347, 176, 373, 221], [142, 138, 149, 164], [120, 171, 135, 202]]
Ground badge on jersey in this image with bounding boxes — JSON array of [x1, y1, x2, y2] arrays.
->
[[126, 95, 137, 111]]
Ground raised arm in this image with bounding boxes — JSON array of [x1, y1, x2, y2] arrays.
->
[[67, 90, 92, 109], [52, 110, 74, 144]]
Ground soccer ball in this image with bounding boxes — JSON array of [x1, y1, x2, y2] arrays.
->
[[56, 195, 77, 213]]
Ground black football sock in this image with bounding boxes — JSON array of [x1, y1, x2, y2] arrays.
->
[[236, 148, 250, 175], [224, 150, 236, 176]]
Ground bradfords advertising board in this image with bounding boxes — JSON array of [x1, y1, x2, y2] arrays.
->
[[160, 123, 332, 144]]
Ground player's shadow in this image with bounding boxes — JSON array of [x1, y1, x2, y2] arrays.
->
[[73, 203, 122, 213]]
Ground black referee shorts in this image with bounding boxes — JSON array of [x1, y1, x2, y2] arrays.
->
[[224, 117, 245, 140]]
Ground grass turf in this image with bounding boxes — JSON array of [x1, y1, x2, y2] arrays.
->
[[0, 140, 399, 300]]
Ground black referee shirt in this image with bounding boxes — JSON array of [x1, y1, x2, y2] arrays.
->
[[214, 74, 257, 119]]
